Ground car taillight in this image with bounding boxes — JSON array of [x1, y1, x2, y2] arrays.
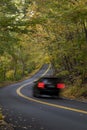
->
[[38, 82, 45, 88], [57, 83, 65, 89]]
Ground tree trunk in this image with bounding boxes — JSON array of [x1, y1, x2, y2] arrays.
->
[[82, 21, 87, 42]]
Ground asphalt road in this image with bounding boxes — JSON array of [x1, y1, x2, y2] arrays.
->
[[0, 64, 87, 130]]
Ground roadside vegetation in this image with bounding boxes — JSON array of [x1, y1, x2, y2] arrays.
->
[[0, 108, 4, 122], [0, 0, 87, 99]]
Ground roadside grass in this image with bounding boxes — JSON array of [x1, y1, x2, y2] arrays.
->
[[0, 108, 4, 121], [0, 113, 3, 120], [62, 84, 87, 102], [0, 64, 42, 88]]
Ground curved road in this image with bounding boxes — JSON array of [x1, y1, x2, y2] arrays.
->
[[0, 64, 87, 130]]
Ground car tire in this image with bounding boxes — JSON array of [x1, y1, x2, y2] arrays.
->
[[33, 88, 40, 98], [53, 95, 59, 99]]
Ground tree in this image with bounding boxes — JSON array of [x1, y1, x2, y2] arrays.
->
[[34, 0, 87, 85]]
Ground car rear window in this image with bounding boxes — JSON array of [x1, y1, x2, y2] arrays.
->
[[39, 77, 62, 84]]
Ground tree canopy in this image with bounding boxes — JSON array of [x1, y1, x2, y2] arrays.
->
[[0, 0, 87, 87]]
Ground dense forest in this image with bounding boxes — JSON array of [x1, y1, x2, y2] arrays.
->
[[0, 0, 87, 93]]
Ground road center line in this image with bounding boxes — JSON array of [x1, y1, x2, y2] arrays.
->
[[16, 65, 87, 115]]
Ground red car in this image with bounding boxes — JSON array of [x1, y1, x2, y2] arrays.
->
[[32, 77, 65, 98]]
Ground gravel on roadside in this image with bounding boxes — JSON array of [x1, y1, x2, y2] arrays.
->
[[0, 120, 14, 130]]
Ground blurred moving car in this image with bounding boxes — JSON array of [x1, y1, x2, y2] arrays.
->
[[32, 77, 65, 98]]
